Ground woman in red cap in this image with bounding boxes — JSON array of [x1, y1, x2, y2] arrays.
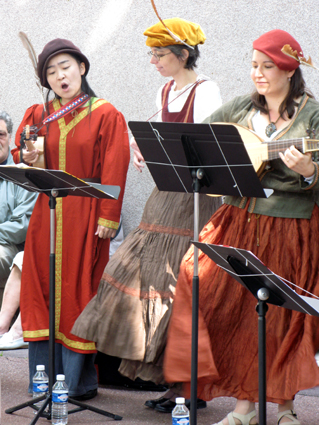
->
[[11, 38, 130, 399], [72, 17, 222, 412], [164, 29, 319, 425]]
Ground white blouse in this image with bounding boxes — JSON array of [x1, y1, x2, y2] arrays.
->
[[251, 110, 281, 141], [155, 74, 222, 123]]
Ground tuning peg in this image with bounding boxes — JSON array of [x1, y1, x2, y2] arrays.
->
[[306, 128, 316, 138]]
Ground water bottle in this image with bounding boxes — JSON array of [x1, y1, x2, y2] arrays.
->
[[32, 365, 49, 414], [172, 397, 190, 425], [52, 374, 68, 425]]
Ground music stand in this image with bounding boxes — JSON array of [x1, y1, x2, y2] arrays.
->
[[128, 121, 270, 425], [0, 165, 123, 423], [193, 242, 319, 425]]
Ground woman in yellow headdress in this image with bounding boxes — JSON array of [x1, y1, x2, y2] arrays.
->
[[73, 17, 222, 412]]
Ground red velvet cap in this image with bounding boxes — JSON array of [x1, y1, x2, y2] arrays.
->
[[37, 38, 90, 89], [253, 29, 302, 71]]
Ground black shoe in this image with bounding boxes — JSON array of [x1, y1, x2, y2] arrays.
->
[[123, 378, 167, 392], [185, 398, 207, 410], [145, 396, 170, 409], [70, 388, 98, 401], [155, 398, 207, 413]]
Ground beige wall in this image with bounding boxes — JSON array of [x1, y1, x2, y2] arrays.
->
[[1, 0, 319, 234]]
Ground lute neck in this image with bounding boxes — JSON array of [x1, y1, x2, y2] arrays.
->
[[266, 138, 318, 160]]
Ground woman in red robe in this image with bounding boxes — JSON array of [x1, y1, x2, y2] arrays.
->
[[12, 38, 130, 398]]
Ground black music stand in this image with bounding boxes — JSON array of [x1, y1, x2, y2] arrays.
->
[[0, 165, 123, 423], [128, 121, 271, 425], [193, 242, 319, 425]]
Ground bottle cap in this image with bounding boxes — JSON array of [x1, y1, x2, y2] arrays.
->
[[36, 365, 45, 371], [56, 374, 65, 381], [175, 397, 185, 404]]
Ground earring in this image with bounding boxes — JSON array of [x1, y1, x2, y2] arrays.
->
[[288, 77, 291, 81]]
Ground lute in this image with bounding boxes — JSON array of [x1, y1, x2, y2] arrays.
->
[[218, 123, 319, 176]]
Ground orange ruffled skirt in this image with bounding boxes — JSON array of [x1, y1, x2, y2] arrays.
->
[[164, 203, 319, 404]]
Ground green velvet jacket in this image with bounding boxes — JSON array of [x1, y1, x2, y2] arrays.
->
[[203, 93, 319, 219]]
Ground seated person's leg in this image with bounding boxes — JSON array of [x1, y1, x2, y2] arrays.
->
[[0, 244, 19, 286], [0, 251, 23, 336]]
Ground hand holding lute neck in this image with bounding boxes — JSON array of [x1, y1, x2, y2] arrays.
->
[[22, 124, 39, 164]]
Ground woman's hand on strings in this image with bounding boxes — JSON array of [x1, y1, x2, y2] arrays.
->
[[279, 145, 315, 178], [95, 224, 116, 239], [22, 148, 39, 164], [130, 137, 145, 172]]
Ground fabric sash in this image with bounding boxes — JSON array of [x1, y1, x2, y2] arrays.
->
[[42, 92, 89, 125]]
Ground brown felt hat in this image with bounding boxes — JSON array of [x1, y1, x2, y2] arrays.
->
[[37, 38, 90, 89]]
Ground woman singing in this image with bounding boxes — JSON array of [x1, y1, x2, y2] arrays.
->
[[12, 38, 130, 399]]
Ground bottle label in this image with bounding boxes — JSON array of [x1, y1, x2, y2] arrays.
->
[[33, 382, 49, 393], [172, 417, 190, 425], [52, 392, 68, 403]]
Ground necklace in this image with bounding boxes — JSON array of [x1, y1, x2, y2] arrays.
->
[[265, 111, 282, 138]]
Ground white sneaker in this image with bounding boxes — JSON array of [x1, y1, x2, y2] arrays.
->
[[315, 351, 319, 367], [0, 331, 28, 350]]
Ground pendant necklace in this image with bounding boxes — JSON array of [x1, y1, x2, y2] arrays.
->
[[265, 111, 282, 138]]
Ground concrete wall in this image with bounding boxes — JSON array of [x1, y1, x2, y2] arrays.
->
[[1, 0, 319, 235]]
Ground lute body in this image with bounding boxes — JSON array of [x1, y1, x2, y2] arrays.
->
[[215, 122, 319, 175]]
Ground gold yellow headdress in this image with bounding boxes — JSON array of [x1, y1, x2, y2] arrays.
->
[[144, 17, 206, 48]]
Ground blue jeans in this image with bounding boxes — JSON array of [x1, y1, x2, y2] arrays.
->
[[28, 341, 97, 397]]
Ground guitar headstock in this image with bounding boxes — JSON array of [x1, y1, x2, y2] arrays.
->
[[303, 139, 319, 162], [23, 125, 38, 141], [25, 125, 30, 140], [306, 128, 316, 139], [305, 129, 319, 160]]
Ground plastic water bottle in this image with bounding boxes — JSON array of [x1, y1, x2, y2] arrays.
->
[[52, 374, 68, 425], [32, 365, 49, 414], [172, 397, 190, 425]]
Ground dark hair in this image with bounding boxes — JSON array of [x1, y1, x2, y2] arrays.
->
[[251, 67, 314, 118], [44, 53, 97, 115], [166, 44, 200, 70]]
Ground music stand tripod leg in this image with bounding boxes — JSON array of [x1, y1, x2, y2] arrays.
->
[[68, 398, 123, 420], [5, 394, 47, 414], [29, 395, 51, 424]]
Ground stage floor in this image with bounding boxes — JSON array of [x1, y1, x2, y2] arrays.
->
[[1, 349, 318, 425]]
